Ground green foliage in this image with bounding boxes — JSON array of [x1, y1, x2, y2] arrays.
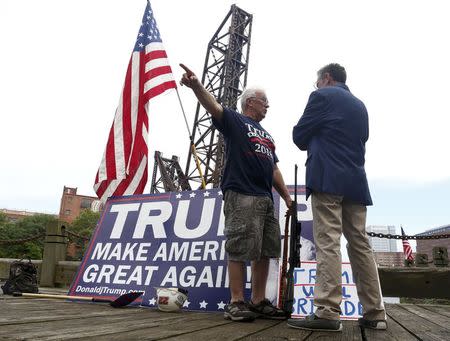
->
[[68, 209, 100, 238], [66, 209, 100, 260], [0, 212, 8, 224], [0, 214, 58, 259]]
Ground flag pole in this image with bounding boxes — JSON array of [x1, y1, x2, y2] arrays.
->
[[175, 88, 206, 189]]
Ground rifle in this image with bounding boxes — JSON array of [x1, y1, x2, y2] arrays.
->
[[278, 210, 290, 308], [282, 164, 302, 317]]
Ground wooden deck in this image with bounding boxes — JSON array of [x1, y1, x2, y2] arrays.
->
[[1, 289, 449, 340]]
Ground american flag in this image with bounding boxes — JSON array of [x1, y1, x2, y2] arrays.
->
[[401, 227, 414, 261], [94, 1, 176, 202]]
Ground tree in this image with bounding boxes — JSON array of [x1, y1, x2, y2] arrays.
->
[[66, 209, 100, 260], [0, 214, 58, 259], [0, 212, 8, 224]]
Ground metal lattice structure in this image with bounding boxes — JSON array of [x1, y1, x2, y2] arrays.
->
[[150, 5, 252, 192], [184, 5, 253, 188], [150, 151, 191, 193]]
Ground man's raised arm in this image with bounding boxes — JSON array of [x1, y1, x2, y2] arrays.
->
[[179, 63, 223, 121]]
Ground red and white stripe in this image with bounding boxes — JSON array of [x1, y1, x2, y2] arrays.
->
[[401, 227, 414, 261], [94, 42, 176, 202], [402, 239, 414, 261]]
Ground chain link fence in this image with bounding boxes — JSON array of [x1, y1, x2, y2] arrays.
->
[[2, 230, 449, 245], [0, 230, 90, 245], [367, 232, 450, 240]]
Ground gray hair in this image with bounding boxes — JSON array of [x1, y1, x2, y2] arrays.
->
[[240, 87, 266, 112]]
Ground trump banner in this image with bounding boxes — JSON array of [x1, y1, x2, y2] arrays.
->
[[291, 262, 362, 320], [69, 187, 315, 311]]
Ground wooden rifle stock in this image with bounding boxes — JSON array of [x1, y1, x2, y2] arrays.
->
[[278, 211, 290, 308], [282, 164, 302, 317]]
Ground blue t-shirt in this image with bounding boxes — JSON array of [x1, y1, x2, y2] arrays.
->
[[212, 107, 278, 198]]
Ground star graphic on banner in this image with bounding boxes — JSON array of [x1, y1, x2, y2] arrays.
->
[[218, 190, 223, 196], [176, 193, 182, 199], [148, 297, 156, 306], [203, 191, 210, 197], [183, 300, 191, 308], [199, 300, 208, 309], [189, 192, 196, 198], [217, 301, 226, 310]]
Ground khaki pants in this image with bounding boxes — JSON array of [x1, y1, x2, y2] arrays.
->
[[312, 192, 386, 321]]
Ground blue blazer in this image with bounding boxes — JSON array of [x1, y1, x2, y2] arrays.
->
[[293, 83, 372, 206]]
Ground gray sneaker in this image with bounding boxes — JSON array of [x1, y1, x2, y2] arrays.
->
[[224, 301, 258, 322], [358, 318, 387, 330], [248, 298, 288, 320], [287, 314, 343, 332]]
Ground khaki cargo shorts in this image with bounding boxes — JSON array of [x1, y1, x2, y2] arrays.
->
[[223, 190, 281, 261]]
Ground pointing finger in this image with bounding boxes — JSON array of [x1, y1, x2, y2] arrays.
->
[[179, 63, 193, 75]]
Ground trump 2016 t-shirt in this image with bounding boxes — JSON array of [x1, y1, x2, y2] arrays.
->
[[212, 107, 278, 199]]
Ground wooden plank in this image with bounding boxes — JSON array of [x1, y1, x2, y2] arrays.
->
[[0, 310, 204, 340], [363, 314, 417, 341], [45, 312, 230, 341], [305, 321, 360, 341], [163, 318, 280, 341], [400, 304, 450, 330], [0, 299, 109, 311], [241, 320, 360, 341], [240, 320, 311, 341], [0, 306, 141, 326], [0, 299, 137, 325], [387, 304, 448, 341], [418, 304, 450, 318]]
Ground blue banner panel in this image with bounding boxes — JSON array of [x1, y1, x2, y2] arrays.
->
[[69, 187, 313, 312]]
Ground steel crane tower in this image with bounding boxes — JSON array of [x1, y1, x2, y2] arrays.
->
[[150, 5, 252, 192], [184, 5, 252, 188]]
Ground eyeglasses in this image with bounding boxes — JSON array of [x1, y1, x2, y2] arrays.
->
[[250, 97, 269, 106], [314, 78, 324, 89], [314, 75, 327, 89]]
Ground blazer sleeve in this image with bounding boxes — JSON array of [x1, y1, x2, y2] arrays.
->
[[292, 91, 328, 150]]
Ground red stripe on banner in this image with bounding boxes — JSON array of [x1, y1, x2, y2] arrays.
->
[[111, 51, 149, 198], [145, 65, 173, 80], [112, 160, 148, 197], [136, 163, 148, 194], [122, 57, 133, 164], [144, 50, 167, 62], [294, 283, 357, 287], [110, 156, 147, 197], [111, 175, 132, 197], [402, 240, 413, 260], [95, 180, 108, 200], [105, 123, 117, 179], [143, 80, 177, 102], [129, 51, 148, 172]]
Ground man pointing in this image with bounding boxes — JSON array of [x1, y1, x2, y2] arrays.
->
[[180, 64, 292, 322]]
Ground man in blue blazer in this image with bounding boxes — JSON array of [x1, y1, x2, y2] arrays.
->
[[287, 64, 386, 332]]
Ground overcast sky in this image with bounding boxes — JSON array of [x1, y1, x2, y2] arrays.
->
[[1, 0, 449, 242]]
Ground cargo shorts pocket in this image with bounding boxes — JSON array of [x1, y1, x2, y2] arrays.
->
[[224, 222, 249, 255], [261, 215, 281, 258]]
